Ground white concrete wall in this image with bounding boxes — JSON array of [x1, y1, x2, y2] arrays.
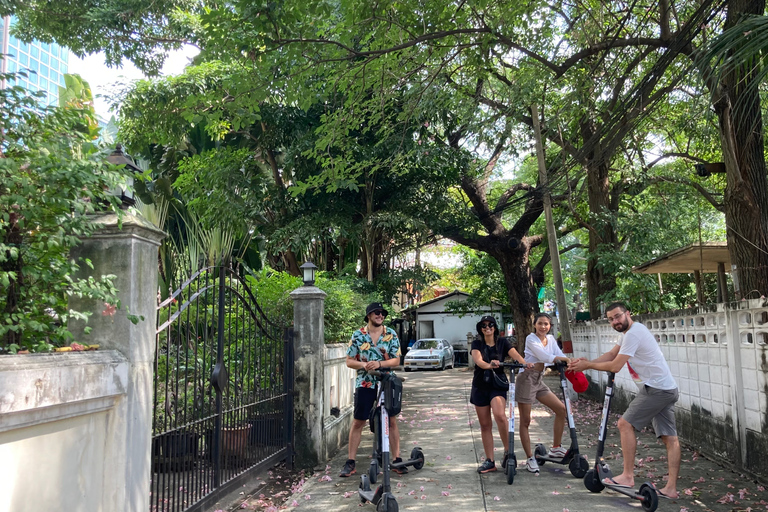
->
[[570, 298, 768, 476], [322, 343, 356, 461], [0, 351, 129, 512]]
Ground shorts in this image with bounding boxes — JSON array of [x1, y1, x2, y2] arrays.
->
[[353, 387, 378, 421], [470, 385, 507, 407], [515, 370, 552, 404], [622, 385, 679, 438]]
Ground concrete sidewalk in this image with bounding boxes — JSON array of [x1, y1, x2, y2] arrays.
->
[[232, 368, 768, 512]]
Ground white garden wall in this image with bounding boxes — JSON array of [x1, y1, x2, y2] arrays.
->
[[0, 351, 129, 512], [571, 298, 768, 477], [322, 343, 356, 462]]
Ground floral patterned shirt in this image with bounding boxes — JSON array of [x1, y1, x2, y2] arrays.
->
[[347, 325, 401, 388]]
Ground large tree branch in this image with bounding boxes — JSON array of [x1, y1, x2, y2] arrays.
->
[[494, 183, 536, 214]]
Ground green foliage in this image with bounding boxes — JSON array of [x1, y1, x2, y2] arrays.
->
[[0, 72, 127, 352], [316, 273, 378, 344], [242, 267, 379, 344]]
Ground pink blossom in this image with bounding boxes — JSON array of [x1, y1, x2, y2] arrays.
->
[[493, 496, 501, 501], [420, 495, 426, 500], [442, 491, 450, 496]]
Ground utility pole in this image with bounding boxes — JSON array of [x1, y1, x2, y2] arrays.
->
[[530, 105, 572, 352]]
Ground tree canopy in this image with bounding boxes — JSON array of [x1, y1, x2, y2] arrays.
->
[[6, 0, 766, 335]]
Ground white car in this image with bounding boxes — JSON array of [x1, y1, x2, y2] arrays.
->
[[403, 338, 455, 371]]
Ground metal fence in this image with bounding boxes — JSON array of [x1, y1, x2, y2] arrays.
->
[[151, 263, 294, 512]]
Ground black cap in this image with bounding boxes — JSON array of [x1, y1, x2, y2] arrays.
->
[[365, 302, 389, 321], [476, 315, 498, 335]]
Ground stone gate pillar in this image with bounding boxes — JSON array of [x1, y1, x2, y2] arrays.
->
[[289, 285, 327, 469], [68, 211, 165, 512]]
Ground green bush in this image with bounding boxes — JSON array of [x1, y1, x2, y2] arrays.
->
[[0, 75, 125, 353], [243, 267, 379, 344]]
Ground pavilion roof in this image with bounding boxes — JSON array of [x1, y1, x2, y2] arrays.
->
[[631, 242, 730, 274]]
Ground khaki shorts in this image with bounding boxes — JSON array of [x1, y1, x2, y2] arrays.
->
[[622, 385, 678, 438], [515, 370, 551, 404]]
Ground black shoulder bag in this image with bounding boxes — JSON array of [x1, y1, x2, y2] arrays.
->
[[483, 341, 509, 391]]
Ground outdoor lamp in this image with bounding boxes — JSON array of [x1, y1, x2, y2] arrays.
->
[[300, 261, 317, 286], [106, 144, 141, 207]]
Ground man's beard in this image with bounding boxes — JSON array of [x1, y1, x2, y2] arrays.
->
[[369, 318, 384, 327], [612, 320, 630, 333]]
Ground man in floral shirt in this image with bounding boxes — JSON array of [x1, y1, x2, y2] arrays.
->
[[339, 302, 404, 477]]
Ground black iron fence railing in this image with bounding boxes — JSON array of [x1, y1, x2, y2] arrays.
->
[[151, 263, 293, 512]]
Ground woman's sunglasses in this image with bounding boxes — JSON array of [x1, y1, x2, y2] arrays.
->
[[480, 323, 496, 329]]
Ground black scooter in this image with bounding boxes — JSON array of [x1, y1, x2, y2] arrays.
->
[[583, 371, 659, 512], [359, 370, 424, 512], [500, 362, 525, 485], [533, 361, 590, 478]]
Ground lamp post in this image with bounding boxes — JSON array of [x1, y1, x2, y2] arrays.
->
[[300, 261, 317, 286], [106, 143, 141, 207]]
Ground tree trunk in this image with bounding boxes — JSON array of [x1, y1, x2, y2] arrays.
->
[[582, 118, 618, 318], [714, 0, 768, 298], [491, 241, 537, 353]]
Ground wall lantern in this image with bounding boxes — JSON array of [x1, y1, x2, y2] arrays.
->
[[106, 143, 141, 207], [300, 261, 317, 286]]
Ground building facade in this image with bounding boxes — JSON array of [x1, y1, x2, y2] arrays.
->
[[1, 15, 69, 106]]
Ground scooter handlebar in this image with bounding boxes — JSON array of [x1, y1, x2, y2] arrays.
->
[[367, 369, 405, 382], [500, 362, 525, 369]]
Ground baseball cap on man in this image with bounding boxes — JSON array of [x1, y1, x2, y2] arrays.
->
[[566, 370, 589, 393], [365, 302, 389, 321]]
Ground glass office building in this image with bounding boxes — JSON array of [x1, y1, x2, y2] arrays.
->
[[1, 15, 69, 106]]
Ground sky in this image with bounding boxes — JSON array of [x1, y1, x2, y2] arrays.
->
[[67, 46, 199, 120]]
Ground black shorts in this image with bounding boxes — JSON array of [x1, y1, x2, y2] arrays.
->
[[353, 387, 378, 421], [470, 386, 507, 407]]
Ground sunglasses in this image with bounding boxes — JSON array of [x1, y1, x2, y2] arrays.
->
[[371, 310, 387, 317], [480, 323, 496, 329]]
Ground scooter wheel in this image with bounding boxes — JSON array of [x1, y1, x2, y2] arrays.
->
[[411, 449, 424, 470], [569, 455, 589, 478], [639, 483, 659, 512], [369, 459, 380, 484], [583, 468, 605, 493], [534, 444, 547, 465], [377, 494, 399, 512], [506, 456, 517, 485]]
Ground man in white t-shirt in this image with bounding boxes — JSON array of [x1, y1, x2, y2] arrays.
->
[[569, 302, 680, 499]]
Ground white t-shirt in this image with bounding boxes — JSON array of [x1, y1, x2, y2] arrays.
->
[[618, 322, 677, 390], [523, 333, 565, 369]]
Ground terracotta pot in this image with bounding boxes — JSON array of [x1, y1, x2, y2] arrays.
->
[[221, 424, 252, 458]]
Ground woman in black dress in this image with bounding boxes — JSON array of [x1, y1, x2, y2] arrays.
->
[[470, 315, 530, 474]]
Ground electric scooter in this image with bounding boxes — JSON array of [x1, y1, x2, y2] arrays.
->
[[583, 371, 659, 512], [533, 361, 590, 478], [359, 371, 424, 512], [500, 362, 524, 485]]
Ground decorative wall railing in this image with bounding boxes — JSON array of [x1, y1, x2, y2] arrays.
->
[[571, 298, 768, 477]]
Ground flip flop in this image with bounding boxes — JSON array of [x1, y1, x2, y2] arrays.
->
[[653, 486, 678, 500], [602, 477, 632, 488]]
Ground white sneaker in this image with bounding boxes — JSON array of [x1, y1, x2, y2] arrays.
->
[[526, 457, 539, 473], [547, 446, 568, 459]]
